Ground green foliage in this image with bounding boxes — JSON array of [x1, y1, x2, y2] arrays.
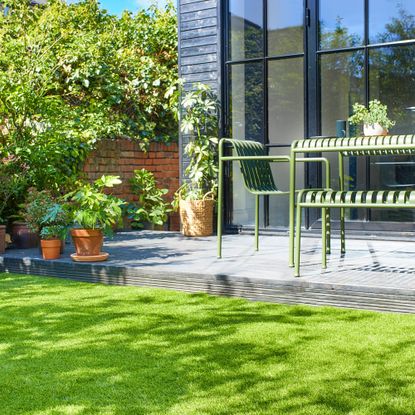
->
[[176, 84, 220, 203], [0, 161, 28, 224], [349, 100, 396, 130], [128, 169, 171, 229], [65, 175, 125, 235], [0, 0, 178, 196], [40, 224, 67, 240], [41, 203, 70, 227], [24, 190, 55, 233]]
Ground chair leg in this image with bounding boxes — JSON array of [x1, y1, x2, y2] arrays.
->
[[217, 157, 223, 259], [255, 194, 259, 251], [322, 208, 327, 269], [294, 204, 302, 277], [326, 208, 331, 255], [340, 207, 346, 255]]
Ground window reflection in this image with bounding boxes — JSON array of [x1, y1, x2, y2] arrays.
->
[[229, 63, 264, 141], [268, 0, 304, 56], [370, 0, 415, 44], [319, 0, 364, 50], [268, 58, 304, 145], [229, 63, 264, 226], [229, 0, 263, 60]]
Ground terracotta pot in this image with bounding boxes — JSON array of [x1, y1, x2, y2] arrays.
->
[[40, 239, 62, 260], [0, 225, 6, 254], [71, 229, 103, 256], [11, 222, 39, 249], [364, 123, 388, 136]]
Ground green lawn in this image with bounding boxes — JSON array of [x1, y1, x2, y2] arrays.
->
[[1, 274, 415, 415]]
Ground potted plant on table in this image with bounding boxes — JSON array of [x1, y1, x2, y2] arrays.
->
[[127, 169, 172, 230], [65, 175, 125, 261], [349, 99, 395, 136], [175, 84, 219, 237]]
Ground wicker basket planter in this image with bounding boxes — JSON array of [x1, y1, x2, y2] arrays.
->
[[179, 198, 214, 237]]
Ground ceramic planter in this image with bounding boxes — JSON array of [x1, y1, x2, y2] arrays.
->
[[0, 225, 6, 254], [364, 123, 388, 136], [40, 239, 62, 260], [10, 222, 39, 249], [71, 229, 104, 256]]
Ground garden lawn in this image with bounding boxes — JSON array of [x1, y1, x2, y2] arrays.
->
[[1, 274, 415, 415]]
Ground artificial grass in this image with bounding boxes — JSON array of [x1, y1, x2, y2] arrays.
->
[[1, 274, 415, 415]]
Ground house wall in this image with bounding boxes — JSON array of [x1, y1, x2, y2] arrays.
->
[[83, 139, 180, 231], [178, 0, 222, 182]]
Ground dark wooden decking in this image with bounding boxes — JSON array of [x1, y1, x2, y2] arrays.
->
[[1, 231, 415, 313]]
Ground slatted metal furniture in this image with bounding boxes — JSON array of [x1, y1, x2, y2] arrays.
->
[[218, 138, 330, 262], [291, 134, 415, 277]]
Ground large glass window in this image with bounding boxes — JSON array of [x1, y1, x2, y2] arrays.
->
[[225, 0, 415, 231]]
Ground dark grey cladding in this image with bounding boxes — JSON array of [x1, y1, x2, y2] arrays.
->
[[178, 0, 221, 182]]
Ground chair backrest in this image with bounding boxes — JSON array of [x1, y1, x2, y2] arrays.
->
[[231, 139, 278, 193]]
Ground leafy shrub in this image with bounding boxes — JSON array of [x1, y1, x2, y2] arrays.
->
[[0, 161, 28, 224], [128, 169, 172, 229], [65, 175, 125, 235], [24, 190, 55, 233], [0, 0, 179, 196], [40, 225, 67, 241]]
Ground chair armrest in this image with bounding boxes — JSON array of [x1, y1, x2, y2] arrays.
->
[[220, 155, 290, 163], [295, 157, 331, 189]]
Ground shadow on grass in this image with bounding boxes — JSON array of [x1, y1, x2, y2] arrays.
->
[[0, 273, 414, 415]]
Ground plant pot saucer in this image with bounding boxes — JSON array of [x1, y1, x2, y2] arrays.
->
[[70, 252, 109, 262]]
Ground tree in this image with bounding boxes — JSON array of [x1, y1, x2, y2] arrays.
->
[[0, 0, 178, 194]]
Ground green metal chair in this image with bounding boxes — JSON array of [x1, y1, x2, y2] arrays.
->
[[217, 138, 290, 258], [217, 138, 331, 264]]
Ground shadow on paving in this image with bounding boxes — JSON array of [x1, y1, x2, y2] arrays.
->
[[1, 274, 415, 415]]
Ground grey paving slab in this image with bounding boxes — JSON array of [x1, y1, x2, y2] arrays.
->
[[2, 231, 415, 292]]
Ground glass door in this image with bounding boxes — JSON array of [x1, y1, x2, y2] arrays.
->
[[223, 0, 415, 231]]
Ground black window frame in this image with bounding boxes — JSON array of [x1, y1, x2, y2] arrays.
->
[[221, 0, 415, 232]]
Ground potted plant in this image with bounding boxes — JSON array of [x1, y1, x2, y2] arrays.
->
[[21, 189, 55, 250], [65, 175, 125, 261], [127, 169, 172, 230], [349, 100, 395, 136], [39, 225, 67, 260], [175, 84, 219, 237]]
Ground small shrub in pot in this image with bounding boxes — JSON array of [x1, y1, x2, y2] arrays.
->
[[349, 100, 395, 136], [40, 225, 67, 260], [174, 84, 219, 236], [65, 176, 125, 258]]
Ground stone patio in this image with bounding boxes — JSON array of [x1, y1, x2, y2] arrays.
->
[[1, 231, 415, 313]]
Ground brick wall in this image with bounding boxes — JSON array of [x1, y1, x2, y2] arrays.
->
[[83, 139, 180, 231]]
